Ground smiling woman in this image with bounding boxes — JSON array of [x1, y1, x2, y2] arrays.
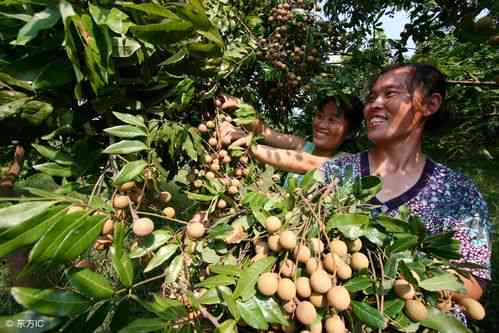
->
[[320, 63, 491, 324], [219, 94, 363, 178]]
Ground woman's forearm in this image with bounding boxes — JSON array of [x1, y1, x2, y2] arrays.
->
[[246, 119, 305, 151], [251, 144, 329, 174]]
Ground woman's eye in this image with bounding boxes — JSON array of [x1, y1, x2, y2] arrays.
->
[[386, 91, 396, 98]]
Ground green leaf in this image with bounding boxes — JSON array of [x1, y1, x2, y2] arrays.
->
[[33, 163, 73, 177], [13, 6, 60, 46], [144, 244, 178, 273], [199, 286, 232, 305], [420, 308, 472, 333], [236, 298, 268, 330], [112, 37, 141, 57], [118, 318, 166, 333], [32, 144, 74, 165], [113, 160, 147, 186], [112, 112, 146, 128], [388, 235, 419, 253], [89, 4, 133, 34], [419, 273, 464, 292], [11, 288, 89, 317], [353, 175, 382, 201], [221, 290, 239, 320], [0, 311, 62, 333], [186, 191, 215, 201], [215, 319, 237, 333], [233, 256, 276, 300], [164, 255, 183, 283], [102, 140, 148, 154], [327, 213, 370, 231], [344, 275, 372, 292], [422, 232, 461, 260], [159, 48, 188, 66], [32, 60, 74, 90], [118, 2, 180, 20], [398, 261, 419, 286], [384, 299, 405, 318], [351, 300, 385, 329], [129, 230, 172, 258], [111, 247, 134, 287], [253, 295, 288, 325], [104, 125, 147, 138], [69, 268, 114, 299], [376, 215, 411, 233], [0, 201, 55, 229], [210, 264, 242, 277], [195, 275, 236, 288]]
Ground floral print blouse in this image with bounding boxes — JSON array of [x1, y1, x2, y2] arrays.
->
[[320, 151, 492, 281]]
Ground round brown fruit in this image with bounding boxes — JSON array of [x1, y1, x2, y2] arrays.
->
[[309, 238, 324, 254], [309, 292, 326, 308], [162, 207, 176, 218], [265, 216, 282, 234], [222, 155, 231, 164], [296, 301, 317, 325], [102, 219, 114, 235], [296, 277, 312, 298], [204, 154, 213, 163], [187, 222, 205, 239], [198, 123, 208, 132], [113, 195, 130, 209], [240, 156, 249, 164], [268, 234, 282, 252], [217, 199, 227, 209], [280, 258, 296, 277], [205, 171, 215, 178], [336, 263, 352, 280], [277, 278, 296, 301], [405, 300, 428, 321], [208, 137, 218, 146], [120, 181, 136, 192], [347, 239, 362, 252], [159, 191, 172, 203], [257, 272, 279, 296], [254, 240, 269, 255], [228, 185, 238, 195], [394, 279, 416, 300], [350, 252, 369, 271], [132, 218, 155, 237], [279, 230, 297, 250], [329, 239, 348, 257], [306, 257, 322, 275], [327, 286, 350, 311], [325, 315, 346, 333], [323, 253, 344, 273], [283, 300, 297, 314], [193, 179, 203, 188], [310, 269, 332, 294], [206, 120, 216, 129], [460, 298, 486, 320], [293, 245, 311, 263], [210, 162, 220, 172]]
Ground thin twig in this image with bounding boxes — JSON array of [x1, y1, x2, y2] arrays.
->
[[199, 305, 220, 327]]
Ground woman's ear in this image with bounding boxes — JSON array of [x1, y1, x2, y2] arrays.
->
[[423, 92, 443, 117]]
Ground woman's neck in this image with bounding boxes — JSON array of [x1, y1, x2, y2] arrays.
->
[[313, 147, 336, 158], [369, 138, 425, 175]]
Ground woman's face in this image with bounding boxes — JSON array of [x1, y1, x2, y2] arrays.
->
[[312, 101, 349, 152], [363, 68, 426, 145]]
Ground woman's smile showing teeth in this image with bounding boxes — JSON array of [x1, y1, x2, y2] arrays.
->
[[368, 116, 387, 128]]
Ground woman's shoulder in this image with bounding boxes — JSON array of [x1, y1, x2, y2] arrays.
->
[[319, 151, 363, 184]]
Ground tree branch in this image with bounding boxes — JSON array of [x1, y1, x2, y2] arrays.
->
[[446, 80, 499, 87]]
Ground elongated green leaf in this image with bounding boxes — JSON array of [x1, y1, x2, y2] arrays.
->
[[376, 216, 411, 233], [129, 230, 172, 258], [0, 311, 62, 333], [384, 299, 405, 318], [420, 308, 471, 333], [144, 244, 178, 273], [112, 37, 141, 57], [388, 235, 419, 253], [89, 4, 133, 34], [344, 275, 372, 292], [69, 268, 114, 299], [351, 300, 385, 329], [118, 2, 180, 20], [327, 213, 370, 231], [113, 160, 147, 186], [32, 144, 74, 166], [233, 256, 276, 300], [32, 60, 74, 90], [195, 274, 235, 289], [221, 290, 239, 320], [164, 255, 183, 283], [0, 201, 55, 229], [210, 264, 242, 277], [215, 319, 237, 333], [118, 318, 166, 333], [0, 208, 67, 258], [199, 286, 232, 305], [14, 6, 60, 45], [33, 163, 73, 177], [112, 112, 146, 128], [57, 215, 106, 261], [253, 295, 287, 325], [186, 191, 215, 201], [159, 48, 188, 66], [104, 125, 147, 139], [419, 273, 464, 292], [103, 140, 148, 154], [11, 288, 89, 317], [111, 247, 134, 287], [236, 298, 268, 330]]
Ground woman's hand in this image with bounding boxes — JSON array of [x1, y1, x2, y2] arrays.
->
[[220, 95, 241, 112], [219, 121, 246, 146]]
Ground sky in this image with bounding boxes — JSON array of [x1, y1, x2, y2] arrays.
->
[[380, 10, 416, 57]]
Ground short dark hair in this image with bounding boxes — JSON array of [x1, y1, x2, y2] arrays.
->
[[372, 63, 448, 131], [317, 94, 364, 136]]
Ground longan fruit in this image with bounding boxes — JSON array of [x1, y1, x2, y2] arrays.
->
[[310, 270, 332, 294], [208, 137, 218, 146], [295, 301, 317, 325], [306, 258, 322, 275], [265, 216, 282, 234], [347, 239, 362, 252], [327, 286, 350, 311], [277, 278, 296, 301], [162, 207, 175, 218], [120, 181, 136, 192], [325, 315, 346, 333], [296, 277, 312, 299], [405, 299, 428, 322], [336, 263, 352, 280], [283, 300, 297, 314], [268, 234, 282, 252], [323, 253, 344, 273], [280, 258, 296, 277], [329, 239, 348, 257], [206, 120, 216, 128], [204, 154, 213, 163], [210, 162, 220, 172], [293, 245, 311, 263], [217, 199, 227, 209], [257, 272, 279, 296], [102, 219, 114, 235], [132, 218, 154, 237], [187, 222, 205, 239], [394, 279, 416, 300], [309, 238, 324, 254], [309, 292, 326, 308], [113, 195, 130, 209], [254, 239, 269, 255], [279, 230, 297, 250], [159, 191, 172, 203], [350, 252, 369, 271], [193, 179, 203, 188]]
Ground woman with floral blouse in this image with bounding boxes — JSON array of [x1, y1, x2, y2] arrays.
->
[[320, 64, 491, 310]]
